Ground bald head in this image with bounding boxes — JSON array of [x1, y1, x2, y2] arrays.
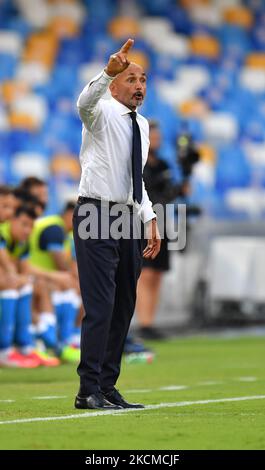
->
[[109, 62, 147, 111]]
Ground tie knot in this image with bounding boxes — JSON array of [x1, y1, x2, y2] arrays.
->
[[129, 111, 137, 121]]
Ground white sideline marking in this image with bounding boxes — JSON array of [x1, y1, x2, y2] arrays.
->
[[159, 386, 188, 391], [237, 377, 257, 382], [1, 377, 260, 404], [197, 381, 223, 386], [125, 385, 188, 393], [32, 396, 68, 400], [0, 395, 265, 425]]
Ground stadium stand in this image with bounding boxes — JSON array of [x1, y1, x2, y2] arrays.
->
[[0, 0, 265, 218], [1, 0, 265, 348]]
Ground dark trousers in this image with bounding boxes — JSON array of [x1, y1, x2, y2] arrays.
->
[[73, 201, 143, 396]]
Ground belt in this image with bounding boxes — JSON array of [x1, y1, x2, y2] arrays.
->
[[77, 196, 134, 212]]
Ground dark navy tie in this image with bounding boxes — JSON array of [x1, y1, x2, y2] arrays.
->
[[130, 111, 143, 204]]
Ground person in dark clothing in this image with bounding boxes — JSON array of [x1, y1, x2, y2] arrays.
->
[[136, 120, 184, 340]]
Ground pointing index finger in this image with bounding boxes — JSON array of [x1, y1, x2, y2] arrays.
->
[[119, 38, 134, 54]]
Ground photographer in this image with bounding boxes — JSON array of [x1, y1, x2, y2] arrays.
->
[[136, 121, 185, 340], [136, 122, 200, 340]]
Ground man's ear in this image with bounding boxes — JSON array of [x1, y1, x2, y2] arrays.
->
[[109, 81, 117, 97]]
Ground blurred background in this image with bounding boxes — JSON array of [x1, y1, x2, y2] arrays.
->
[[1, 0, 265, 333]]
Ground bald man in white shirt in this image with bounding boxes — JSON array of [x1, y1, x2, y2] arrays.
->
[[73, 39, 160, 410]]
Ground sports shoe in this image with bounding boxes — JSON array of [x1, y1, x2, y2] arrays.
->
[[25, 350, 61, 367], [123, 335, 155, 363], [0, 349, 40, 368], [124, 351, 155, 364], [60, 345, 80, 363]]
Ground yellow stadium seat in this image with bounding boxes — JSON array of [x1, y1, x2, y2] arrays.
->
[[9, 112, 38, 131], [246, 53, 265, 69], [198, 143, 216, 165], [48, 0, 77, 3], [179, 98, 209, 117], [48, 17, 79, 38], [108, 17, 140, 40], [51, 154, 81, 180], [1, 81, 29, 105], [190, 34, 220, 59], [23, 31, 58, 69], [224, 7, 253, 29], [180, 0, 210, 8], [127, 51, 149, 70]]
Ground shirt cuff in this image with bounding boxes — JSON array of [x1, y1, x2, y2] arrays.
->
[[102, 70, 116, 81], [138, 205, 157, 224]]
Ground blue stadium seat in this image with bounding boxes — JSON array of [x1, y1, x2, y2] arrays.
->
[[215, 146, 252, 193]]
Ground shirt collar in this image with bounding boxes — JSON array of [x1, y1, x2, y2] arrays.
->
[[110, 97, 137, 116]]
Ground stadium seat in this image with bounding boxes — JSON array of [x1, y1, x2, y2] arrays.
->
[[240, 67, 265, 93], [23, 31, 58, 69], [180, 0, 211, 8], [176, 65, 210, 93], [10, 94, 48, 128], [158, 80, 196, 108], [0, 108, 9, 131], [15, 0, 50, 28], [215, 146, 251, 192], [190, 34, 220, 59], [49, 0, 85, 25], [244, 142, 265, 166], [198, 143, 216, 164], [127, 50, 149, 70], [246, 52, 265, 69], [9, 112, 38, 131], [192, 160, 215, 187], [53, 180, 79, 208], [179, 98, 209, 117], [50, 153, 80, 181], [0, 53, 18, 81], [189, 4, 222, 28], [1, 80, 29, 105], [11, 151, 50, 180], [223, 6, 253, 29], [140, 17, 172, 43], [0, 30, 23, 56], [108, 17, 140, 39], [78, 61, 109, 85], [48, 16, 80, 38], [16, 62, 50, 86], [202, 112, 238, 142], [148, 33, 190, 59]]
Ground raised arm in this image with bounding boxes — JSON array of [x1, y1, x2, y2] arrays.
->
[[77, 39, 134, 128]]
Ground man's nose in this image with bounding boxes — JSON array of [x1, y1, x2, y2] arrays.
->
[[135, 81, 144, 90]]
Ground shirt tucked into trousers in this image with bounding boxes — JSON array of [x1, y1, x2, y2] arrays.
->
[[74, 70, 155, 395]]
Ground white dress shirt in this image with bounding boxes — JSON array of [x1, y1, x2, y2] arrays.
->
[[77, 69, 156, 224]]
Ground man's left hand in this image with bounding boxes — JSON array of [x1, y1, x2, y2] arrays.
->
[[143, 218, 161, 259]]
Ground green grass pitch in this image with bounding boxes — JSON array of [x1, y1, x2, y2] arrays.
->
[[0, 336, 265, 450]]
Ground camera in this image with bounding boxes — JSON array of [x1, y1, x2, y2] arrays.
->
[[177, 132, 200, 181]]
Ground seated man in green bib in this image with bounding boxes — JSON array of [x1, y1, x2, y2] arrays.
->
[[29, 201, 80, 362]]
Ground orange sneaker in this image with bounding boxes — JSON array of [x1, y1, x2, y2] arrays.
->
[[25, 350, 60, 367]]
